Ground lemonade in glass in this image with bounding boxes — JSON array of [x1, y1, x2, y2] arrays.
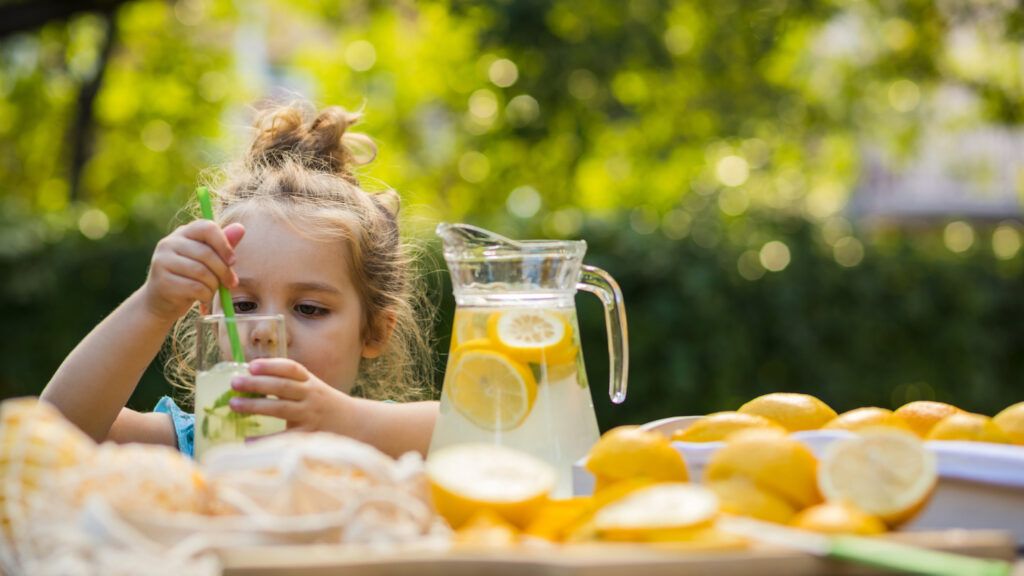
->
[[193, 314, 287, 460]]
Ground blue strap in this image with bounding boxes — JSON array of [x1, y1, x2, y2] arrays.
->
[[153, 396, 195, 459]]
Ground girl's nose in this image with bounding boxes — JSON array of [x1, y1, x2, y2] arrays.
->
[[249, 319, 281, 354]]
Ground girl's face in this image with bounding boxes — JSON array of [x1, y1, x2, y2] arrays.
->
[[215, 211, 380, 393]]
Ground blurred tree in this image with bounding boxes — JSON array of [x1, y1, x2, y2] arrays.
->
[[1, 0, 1023, 424]]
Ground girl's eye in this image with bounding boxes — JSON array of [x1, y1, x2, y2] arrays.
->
[[233, 301, 257, 314], [295, 303, 328, 317]]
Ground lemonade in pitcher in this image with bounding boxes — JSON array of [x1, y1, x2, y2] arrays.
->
[[430, 306, 600, 496], [430, 223, 628, 498]]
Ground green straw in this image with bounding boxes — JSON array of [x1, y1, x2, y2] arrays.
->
[[196, 186, 244, 364]]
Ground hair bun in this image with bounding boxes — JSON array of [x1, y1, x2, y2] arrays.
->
[[248, 103, 377, 184]]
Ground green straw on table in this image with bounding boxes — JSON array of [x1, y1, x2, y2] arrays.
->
[[196, 186, 244, 364]]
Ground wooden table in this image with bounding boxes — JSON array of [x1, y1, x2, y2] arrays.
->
[[220, 530, 1019, 576]]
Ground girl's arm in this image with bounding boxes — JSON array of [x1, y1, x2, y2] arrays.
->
[[41, 289, 179, 442], [41, 220, 243, 443], [344, 399, 439, 458]]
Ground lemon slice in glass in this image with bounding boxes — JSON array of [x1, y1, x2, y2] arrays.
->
[[487, 310, 574, 364], [447, 349, 537, 431]]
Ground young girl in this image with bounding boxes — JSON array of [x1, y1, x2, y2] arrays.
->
[[41, 102, 439, 458]]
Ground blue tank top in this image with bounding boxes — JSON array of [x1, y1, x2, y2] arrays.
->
[[153, 396, 195, 458]]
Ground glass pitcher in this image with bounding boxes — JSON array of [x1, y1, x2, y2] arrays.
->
[[429, 223, 628, 496]]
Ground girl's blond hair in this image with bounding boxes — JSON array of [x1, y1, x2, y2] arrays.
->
[[164, 101, 433, 406]]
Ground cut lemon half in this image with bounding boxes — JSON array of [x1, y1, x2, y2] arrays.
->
[[591, 483, 719, 541], [487, 309, 574, 364], [447, 349, 537, 431], [818, 429, 936, 526], [426, 443, 556, 529]]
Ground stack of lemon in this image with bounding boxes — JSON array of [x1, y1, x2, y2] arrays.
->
[[426, 393, 1024, 547], [673, 394, 1024, 445], [670, 393, 1024, 533]]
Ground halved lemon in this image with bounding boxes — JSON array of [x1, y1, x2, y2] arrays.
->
[[426, 443, 556, 529], [487, 309, 574, 364], [590, 483, 719, 541], [818, 429, 936, 526], [447, 349, 537, 431]]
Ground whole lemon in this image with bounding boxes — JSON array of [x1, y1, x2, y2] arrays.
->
[[893, 401, 962, 438], [993, 402, 1024, 445], [926, 412, 1011, 444], [824, 407, 912, 433], [704, 428, 821, 509], [672, 412, 786, 443], [738, 393, 837, 432], [708, 476, 797, 524], [586, 426, 688, 492]]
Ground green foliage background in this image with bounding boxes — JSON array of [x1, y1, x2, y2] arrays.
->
[[2, 0, 1023, 427]]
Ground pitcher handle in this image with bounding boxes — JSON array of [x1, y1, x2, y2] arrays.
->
[[577, 265, 629, 404]]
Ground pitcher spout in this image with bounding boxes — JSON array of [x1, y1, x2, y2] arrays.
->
[[436, 222, 520, 256]]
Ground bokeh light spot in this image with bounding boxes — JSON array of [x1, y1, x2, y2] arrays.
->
[[760, 241, 791, 272], [738, 250, 766, 280], [992, 224, 1021, 260], [78, 208, 109, 240], [662, 209, 692, 240], [141, 120, 174, 152], [664, 25, 694, 56], [943, 221, 975, 253], [833, 237, 864, 267], [488, 58, 519, 88], [545, 207, 583, 237], [888, 79, 920, 112], [568, 69, 598, 100], [345, 40, 377, 72], [716, 155, 749, 187], [506, 185, 541, 218], [505, 94, 539, 125], [458, 151, 490, 183], [718, 188, 750, 216], [469, 89, 499, 120], [630, 206, 659, 235]]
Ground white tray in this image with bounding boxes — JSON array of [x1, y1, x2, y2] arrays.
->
[[572, 416, 1024, 546]]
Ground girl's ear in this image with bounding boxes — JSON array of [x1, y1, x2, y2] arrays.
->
[[362, 312, 397, 359]]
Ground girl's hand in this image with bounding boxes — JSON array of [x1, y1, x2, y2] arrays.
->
[[141, 220, 245, 322], [227, 359, 354, 433]]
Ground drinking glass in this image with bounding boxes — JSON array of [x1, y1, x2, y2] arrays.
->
[[193, 314, 287, 460]]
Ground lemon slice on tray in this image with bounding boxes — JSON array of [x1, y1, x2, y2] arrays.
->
[[447, 348, 537, 431], [818, 429, 936, 526], [427, 443, 555, 529], [487, 310, 574, 364], [591, 483, 719, 541]]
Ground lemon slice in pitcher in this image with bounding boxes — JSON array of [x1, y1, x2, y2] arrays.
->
[[448, 349, 537, 431], [488, 310, 574, 364]]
